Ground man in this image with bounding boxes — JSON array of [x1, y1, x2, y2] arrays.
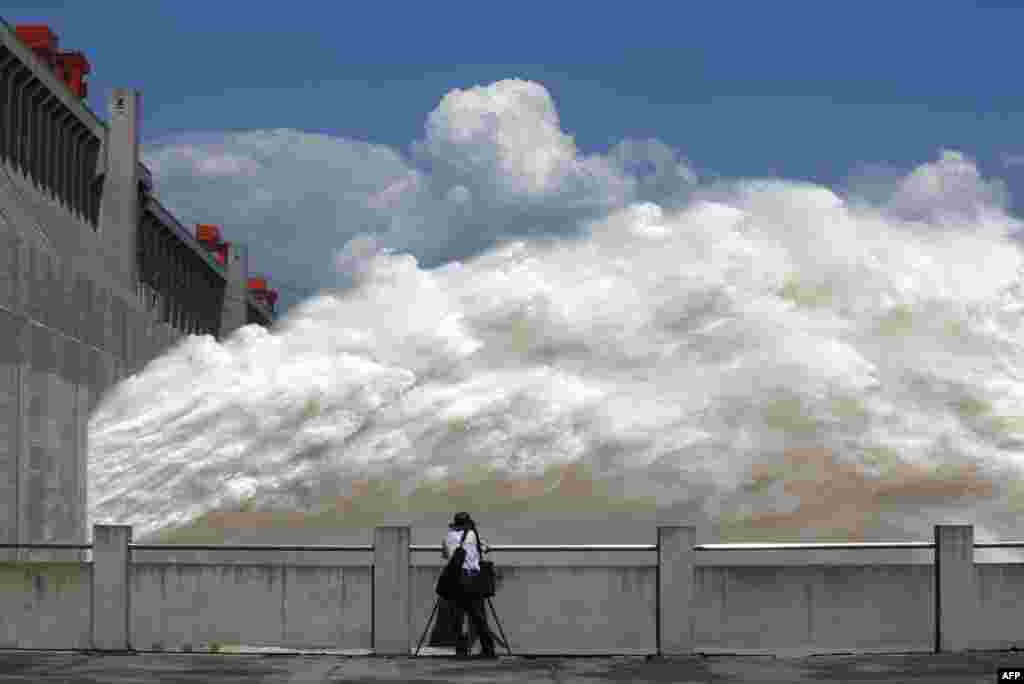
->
[[441, 512, 497, 659]]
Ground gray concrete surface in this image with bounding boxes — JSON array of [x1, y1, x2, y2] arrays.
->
[[6, 523, 1022, 655], [1, 221, 185, 557], [1, 650, 1024, 683], [1, 17, 273, 560], [0, 561, 92, 649]]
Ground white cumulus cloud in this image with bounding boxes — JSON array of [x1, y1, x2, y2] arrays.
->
[[411, 79, 630, 209]]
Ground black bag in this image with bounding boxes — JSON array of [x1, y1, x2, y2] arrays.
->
[[436, 529, 469, 600], [463, 530, 497, 599]]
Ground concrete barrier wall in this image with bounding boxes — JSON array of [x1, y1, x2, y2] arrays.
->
[[973, 564, 1024, 651], [0, 524, 1021, 655], [409, 565, 656, 655], [130, 563, 372, 652], [692, 565, 934, 655], [0, 561, 92, 649]]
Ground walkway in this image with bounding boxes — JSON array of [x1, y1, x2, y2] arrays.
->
[[0, 650, 1022, 683]]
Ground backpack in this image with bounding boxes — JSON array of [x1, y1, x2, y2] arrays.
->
[[436, 529, 469, 600], [436, 528, 497, 599]]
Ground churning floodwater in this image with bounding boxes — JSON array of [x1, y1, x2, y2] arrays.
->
[[87, 144, 1024, 546]]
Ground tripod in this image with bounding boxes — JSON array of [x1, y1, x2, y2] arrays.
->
[[415, 594, 512, 657]]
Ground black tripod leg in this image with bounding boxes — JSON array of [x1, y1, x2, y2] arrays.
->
[[486, 597, 512, 655], [414, 596, 441, 656]]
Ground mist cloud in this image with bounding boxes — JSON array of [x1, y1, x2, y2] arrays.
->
[[888, 150, 1011, 227], [101, 79, 1024, 545]]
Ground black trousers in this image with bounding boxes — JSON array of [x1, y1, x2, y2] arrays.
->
[[453, 571, 495, 654]]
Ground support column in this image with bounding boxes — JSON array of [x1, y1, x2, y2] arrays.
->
[[91, 524, 132, 651], [935, 524, 975, 653], [98, 88, 140, 293], [658, 524, 696, 656], [373, 525, 410, 655], [219, 242, 247, 338]]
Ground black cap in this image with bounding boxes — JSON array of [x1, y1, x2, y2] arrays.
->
[[450, 512, 473, 528]]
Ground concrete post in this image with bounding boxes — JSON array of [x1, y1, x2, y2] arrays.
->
[[98, 89, 140, 294], [658, 525, 696, 656], [91, 524, 132, 651], [219, 242, 248, 339], [934, 524, 975, 653], [373, 525, 410, 655]]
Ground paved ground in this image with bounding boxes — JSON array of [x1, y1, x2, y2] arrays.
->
[[0, 650, 1023, 683]]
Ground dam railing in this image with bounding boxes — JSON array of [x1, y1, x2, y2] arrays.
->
[[1, 524, 1022, 656]]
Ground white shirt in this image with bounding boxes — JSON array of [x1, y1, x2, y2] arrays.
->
[[442, 528, 489, 572]]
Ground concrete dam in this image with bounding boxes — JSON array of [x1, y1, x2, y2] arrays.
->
[[0, 19, 277, 554]]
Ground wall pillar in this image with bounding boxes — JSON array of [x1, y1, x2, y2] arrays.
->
[[934, 524, 975, 653], [91, 524, 132, 651], [658, 524, 696, 656], [373, 525, 410, 655], [219, 242, 247, 338], [98, 88, 140, 294]]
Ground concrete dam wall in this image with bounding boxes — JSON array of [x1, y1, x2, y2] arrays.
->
[[0, 226, 186, 550], [0, 19, 273, 552]]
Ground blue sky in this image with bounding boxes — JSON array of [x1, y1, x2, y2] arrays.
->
[[5, 1, 1024, 311]]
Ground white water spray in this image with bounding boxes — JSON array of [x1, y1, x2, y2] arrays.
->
[[89, 86, 1024, 545]]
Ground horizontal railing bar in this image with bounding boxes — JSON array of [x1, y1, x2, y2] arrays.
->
[[410, 544, 658, 552], [973, 542, 1024, 549], [695, 542, 935, 551], [129, 545, 373, 552], [0, 544, 92, 549], [134, 544, 657, 553], [54, 541, 1023, 553]]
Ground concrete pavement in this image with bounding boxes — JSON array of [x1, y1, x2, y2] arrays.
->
[[1, 650, 1023, 683]]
